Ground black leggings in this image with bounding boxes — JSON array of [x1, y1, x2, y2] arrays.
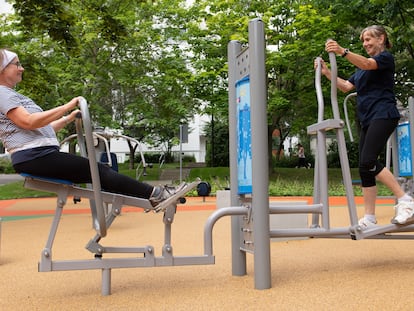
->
[[14, 151, 154, 199], [359, 118, 399, 187]]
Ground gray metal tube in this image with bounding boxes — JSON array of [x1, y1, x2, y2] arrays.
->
[[315, 57, 324, 123], [329, 52, 340, 120], [269, 203, 323, 214], [249, 18, 271, 290], [101, 268, 111, 296], [343, 92, 357, 142], [0, 218, 2, 261], [228, 40, 247, 276], [409, 97, 414, 196], [78, 98, 107, 237], [204, 206, 248, 256], [327, 53, 358, 226]]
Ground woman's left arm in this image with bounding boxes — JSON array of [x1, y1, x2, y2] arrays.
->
[[325, 40, 378, 70], [50, 109, 80, 132]]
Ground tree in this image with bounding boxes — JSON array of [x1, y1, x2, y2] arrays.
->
[[2, 0, 413, 172], [2, 0, 199, 167]]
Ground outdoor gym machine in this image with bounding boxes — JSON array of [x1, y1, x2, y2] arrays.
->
[[222, 18, 414, 291]]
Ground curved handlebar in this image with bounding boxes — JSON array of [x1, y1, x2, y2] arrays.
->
[[343, 92, 357, 142], [76, 97, 107, 237], [314, 51, 342, 124], [315, 57, 324, 123], [328, 52, 341, 120]]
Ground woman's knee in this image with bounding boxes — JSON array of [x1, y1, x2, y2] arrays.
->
[[359, 161, 377, 187]]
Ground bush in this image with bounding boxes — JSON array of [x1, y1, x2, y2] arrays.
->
[[182, 155, 196, 163], [327, 140, 359, 168], [137, 153, 163, 164], [274, 156, 297, 168], [0, 156, 14, 174]]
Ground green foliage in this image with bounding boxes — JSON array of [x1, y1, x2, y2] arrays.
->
[[0, 181, 55, 199], [273, 156, 299, 168], [0, 157, 13, 173], [327, 140, 360, 168], [1, 0, 413, 174], [1, 166, 393, 199], [2, 0, 198, 156], [203, 118, 229, 167]]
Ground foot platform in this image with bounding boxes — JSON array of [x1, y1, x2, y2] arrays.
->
[[152, 178, 201, 213]]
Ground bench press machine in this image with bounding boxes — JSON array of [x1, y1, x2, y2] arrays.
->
[[22, 98, 215, 295]]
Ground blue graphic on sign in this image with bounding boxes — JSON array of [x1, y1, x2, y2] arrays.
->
[[236, 76, 252, 194], [397, 122, 412, 177]]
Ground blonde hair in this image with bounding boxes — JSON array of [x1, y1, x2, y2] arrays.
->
[[360, 25, 392, 49]]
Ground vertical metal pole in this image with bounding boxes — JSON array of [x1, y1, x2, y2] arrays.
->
[[312, 57, 324, 226], [102, 268, 111, 296], [409, 97, 414, 195], [0, 217, 2, 261], [249, 18, 271, 289], [228, 40, 247, 276], [179, 124, 183, 183]]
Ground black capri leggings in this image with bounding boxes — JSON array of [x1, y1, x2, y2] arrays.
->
[[359, 118, 399, 187], [13, 150, 154, 199]]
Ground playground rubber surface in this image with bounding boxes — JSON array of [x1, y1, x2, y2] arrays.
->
[[1, 195, 414, 310]]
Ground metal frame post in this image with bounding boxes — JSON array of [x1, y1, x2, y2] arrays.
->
[[228, 40, 247, 276], [0, 217, 2, 261], [249, 18, 271, 290]]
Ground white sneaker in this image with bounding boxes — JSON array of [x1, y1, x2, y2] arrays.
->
[[392, 201, 414, 224], [358, 217, 377, 230]]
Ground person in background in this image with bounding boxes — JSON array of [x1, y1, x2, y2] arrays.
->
[[296, 143, 307, 168], [0, 48, 184, 212], [314, 25, 414, 229]]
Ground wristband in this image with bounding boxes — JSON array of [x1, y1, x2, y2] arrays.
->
[[62, 115, 69, 125]]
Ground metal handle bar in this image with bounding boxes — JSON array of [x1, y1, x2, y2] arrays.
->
[[76, 98, 107, 237], [314, 51, 340, 122], [315, 57, 324, 123], [343, 92, 357, 142]]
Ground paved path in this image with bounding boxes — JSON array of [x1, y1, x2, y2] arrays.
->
[[0, 173, 23, 185]]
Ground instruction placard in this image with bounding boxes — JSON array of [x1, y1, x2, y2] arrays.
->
[[236, 76, 252, 194], [397, 122, 412, 177]]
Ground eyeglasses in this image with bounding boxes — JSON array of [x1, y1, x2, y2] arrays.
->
[[8, 61, 23, 68]]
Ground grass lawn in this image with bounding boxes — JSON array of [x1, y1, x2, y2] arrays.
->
[[0, 164, 393, 200]]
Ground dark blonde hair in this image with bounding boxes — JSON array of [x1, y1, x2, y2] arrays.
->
[[360, 25, 392, 49]]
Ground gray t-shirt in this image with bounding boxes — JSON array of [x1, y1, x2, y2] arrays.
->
[[0, 86, 59, 154]]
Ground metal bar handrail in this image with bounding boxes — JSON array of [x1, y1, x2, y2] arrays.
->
[[76, 98, 107, 237]]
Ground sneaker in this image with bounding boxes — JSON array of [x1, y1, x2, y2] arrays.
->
[[358, 217, 377, 230], [391, 201, 414, 224], [149, 183, 187, 212]]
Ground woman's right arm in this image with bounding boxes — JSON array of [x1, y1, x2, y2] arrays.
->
[[6, 97, 80, 130]]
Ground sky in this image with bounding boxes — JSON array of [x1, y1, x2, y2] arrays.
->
[[0, 0, 13, 14]]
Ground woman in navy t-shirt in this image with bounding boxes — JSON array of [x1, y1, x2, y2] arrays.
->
[[315, 25, 414, 229]]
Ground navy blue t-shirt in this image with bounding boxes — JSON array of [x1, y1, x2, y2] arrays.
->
[[348, 51, 400, 128]]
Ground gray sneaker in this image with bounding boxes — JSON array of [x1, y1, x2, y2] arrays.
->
[[149, 183, 187, 212]]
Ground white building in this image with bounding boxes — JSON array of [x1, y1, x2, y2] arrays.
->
[[96, 113, 210, 164]]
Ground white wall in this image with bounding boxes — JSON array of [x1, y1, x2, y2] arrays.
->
[[104, 113, 210, 163]]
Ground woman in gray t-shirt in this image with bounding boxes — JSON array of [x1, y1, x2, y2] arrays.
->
[[0, 48, 180, 210]]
